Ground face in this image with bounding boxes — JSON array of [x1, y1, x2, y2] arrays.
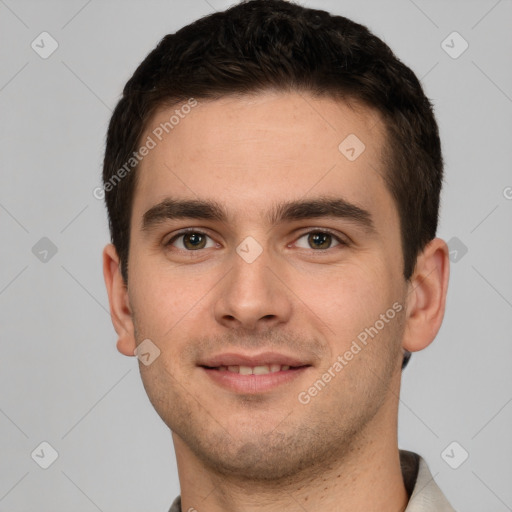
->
[[122, 91, 410, 480]]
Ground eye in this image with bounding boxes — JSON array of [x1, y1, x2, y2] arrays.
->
[[166, 230, 217, 251], [165, 228, 347, 252], [294, 230, 345, 250]]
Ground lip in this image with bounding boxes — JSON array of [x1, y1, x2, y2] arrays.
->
[[199, 351, 313, 394], [199, 351, 310, 368], [201, 366, 311, 394]]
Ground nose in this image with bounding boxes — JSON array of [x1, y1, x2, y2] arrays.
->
[[213, 240, 293, 331]]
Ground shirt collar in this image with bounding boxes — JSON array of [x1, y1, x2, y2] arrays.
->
[[401, 450, 456, 512]]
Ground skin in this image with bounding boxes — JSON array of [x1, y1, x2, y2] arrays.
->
[[103, 91, 450, 512]]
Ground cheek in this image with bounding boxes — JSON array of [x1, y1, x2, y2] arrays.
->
[[292, 259, 397, 347], [131, 282, 187, 341], [128, 257, 219, 346]]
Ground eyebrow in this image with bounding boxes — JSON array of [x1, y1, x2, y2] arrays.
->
[[141, 196, 375, 233]]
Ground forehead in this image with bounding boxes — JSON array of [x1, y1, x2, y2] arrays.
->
[[132, 91, 393, 227]]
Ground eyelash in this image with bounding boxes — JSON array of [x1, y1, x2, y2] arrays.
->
[[164, 228, 349, 252]]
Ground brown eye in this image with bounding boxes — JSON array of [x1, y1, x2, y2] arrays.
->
[[308, 232, 332, 249], [167, 231, 215, 250], [295, 231, 343, 250], [182, 233, 207, 250]]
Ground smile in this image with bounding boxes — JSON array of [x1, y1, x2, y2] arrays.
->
[[200, 364, 311, 393], [207, 364, 292, 374]]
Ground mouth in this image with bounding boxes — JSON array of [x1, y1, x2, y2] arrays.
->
[[202, 363, 303, 374], [198, 352, 312, 393]]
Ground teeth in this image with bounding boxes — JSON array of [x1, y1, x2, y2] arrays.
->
[[252, 365, 270, 375], [217, 364, 292, 374]]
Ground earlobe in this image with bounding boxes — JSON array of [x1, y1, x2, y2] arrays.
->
[[102, 244, 136, 357], [402, 238, 450, 353]]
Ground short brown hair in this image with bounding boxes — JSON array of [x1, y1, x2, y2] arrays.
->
[[102, 0, 443, 283]]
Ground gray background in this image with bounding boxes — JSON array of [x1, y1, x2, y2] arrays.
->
[[1, 0, 511, 510]]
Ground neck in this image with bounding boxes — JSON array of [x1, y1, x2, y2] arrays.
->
[[173, 398, 408, 512]]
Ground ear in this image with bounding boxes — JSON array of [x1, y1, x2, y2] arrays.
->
[[402, 237, 450, 353], [102, 243, 136, 357]]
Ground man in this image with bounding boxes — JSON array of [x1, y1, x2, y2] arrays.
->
[[101, 1, 453, 510]]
